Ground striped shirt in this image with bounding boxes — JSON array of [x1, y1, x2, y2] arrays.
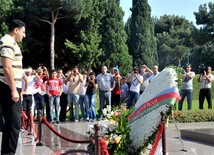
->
[[0, 34, 24, 88]]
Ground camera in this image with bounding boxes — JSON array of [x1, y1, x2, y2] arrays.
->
[[133, 67, 139, 74], [198, 64, 205, 74]]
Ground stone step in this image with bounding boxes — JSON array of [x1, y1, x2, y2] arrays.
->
[[180, 128, 214, 144]]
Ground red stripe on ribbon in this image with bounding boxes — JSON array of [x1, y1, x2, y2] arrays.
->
[[149, 123, 164, 155], [129, 92, 180, 121]]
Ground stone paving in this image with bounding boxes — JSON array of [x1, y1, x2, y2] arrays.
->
[[0, 121, 213, 155]]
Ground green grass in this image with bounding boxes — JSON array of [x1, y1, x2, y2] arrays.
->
[[174, 99, 214, 111]]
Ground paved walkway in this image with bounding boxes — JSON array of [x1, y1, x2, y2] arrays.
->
[[0, 121, 213, 155], [166, 122, 214, 155]]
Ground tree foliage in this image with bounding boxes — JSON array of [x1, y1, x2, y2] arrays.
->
[[64, 0, 103, 70], [1, 0, 214, 75], [98, 0, 132, 75], [194, 2, 214, 44], [25, 0, 86, 69], [0, 0, 14, 37], [127, 0, 158, 67], [154, 15, 195, 69]]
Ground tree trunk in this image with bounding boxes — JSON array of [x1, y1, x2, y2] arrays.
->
[[50, 23, 55, 70], [178, 58, 181, 67]]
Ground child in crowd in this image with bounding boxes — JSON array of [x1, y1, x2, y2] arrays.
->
[[120, 77, 129, 104]]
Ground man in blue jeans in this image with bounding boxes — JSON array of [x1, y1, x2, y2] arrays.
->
[[127, 67, 143, 108], [67, 66, 83, 122], [96, 66, 115, 119], [0, 19, 26, 155], [178, 64, 195, 110]]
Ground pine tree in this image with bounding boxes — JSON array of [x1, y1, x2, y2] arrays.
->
[[99, 0, 132, 75], [127, 0, 158, 67]]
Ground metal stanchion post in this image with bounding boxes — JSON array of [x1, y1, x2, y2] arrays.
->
[[161, 111, 166, 155], [94, 124, 101, 155], [36, 110, 43, 146]]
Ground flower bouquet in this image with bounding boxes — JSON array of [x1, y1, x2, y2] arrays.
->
[[86, 105, 134, 155]]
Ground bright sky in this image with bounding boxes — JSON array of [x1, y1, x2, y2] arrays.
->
[[120, 0, 212, 25]]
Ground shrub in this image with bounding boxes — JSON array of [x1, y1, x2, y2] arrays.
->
[[170, 109, 214, 123]]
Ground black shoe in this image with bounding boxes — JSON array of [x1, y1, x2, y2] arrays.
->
[[56, 121, 60, 124]]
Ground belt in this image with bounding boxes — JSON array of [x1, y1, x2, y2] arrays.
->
[[100, 90, 109, 93], [23, 94, 32, 96]]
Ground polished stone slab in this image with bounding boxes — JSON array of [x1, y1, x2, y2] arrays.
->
[[180, 128, 214, 144], [0, 122, 214, 155]]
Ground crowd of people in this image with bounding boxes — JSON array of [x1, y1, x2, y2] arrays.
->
[[19, 64, 161, 124], [22, 63, 214, 126]]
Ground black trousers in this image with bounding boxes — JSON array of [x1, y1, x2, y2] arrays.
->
[[199, 88, 212, 109], [0, 81, 22, 155], [60, 93, 68, 121], [22, 94, 33, 115], [111, 94, 120, 107]]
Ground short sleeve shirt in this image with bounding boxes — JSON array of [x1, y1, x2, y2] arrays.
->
[[0, 34, 23, 88], [182, 71, 195, 90]]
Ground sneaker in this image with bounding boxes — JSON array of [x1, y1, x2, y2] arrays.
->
[[97, 115, 103, 121], [56, 121, 60, 124], [86, 117, 89, 121], [80, 118, 85, 121], [51, 120, 54, 124], [74, 119, 79, 122], [20, 128, 25, 133]]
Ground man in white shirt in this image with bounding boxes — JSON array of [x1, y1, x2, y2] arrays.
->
[[198, 66, 214, 109], [149, 65, 159, 83], [127, 67, 143, 108]]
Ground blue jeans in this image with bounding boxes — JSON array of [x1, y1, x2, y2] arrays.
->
[[86, 94, 96, 119], [49, 96, 60, 122], [127, 91, 139, 108], [99, 91, 111, 117], [178, 89, 193, 110], [34, 93, 44, 116], [79, 95, 88, 119], [67, 92, 79, 120]]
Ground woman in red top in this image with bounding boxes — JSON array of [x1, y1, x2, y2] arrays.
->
[[111, 68, 122, 107]]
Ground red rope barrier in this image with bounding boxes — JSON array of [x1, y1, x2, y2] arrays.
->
[[21, 111, 28, 130], [100, 138, 109, 155], [149, 123, 164, 155], [21, 111, 38, 141], [29, 112, 38, 141], [42, 117, 91, 143]]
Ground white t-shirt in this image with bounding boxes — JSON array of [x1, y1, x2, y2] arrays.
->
[[130, 75, 143, 93], [22, 75, 36, 95], [200, 73, 214, 89], [149, 72, 159, 83], [77, 78, 87, 95], [63, 82, 69, 94]]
